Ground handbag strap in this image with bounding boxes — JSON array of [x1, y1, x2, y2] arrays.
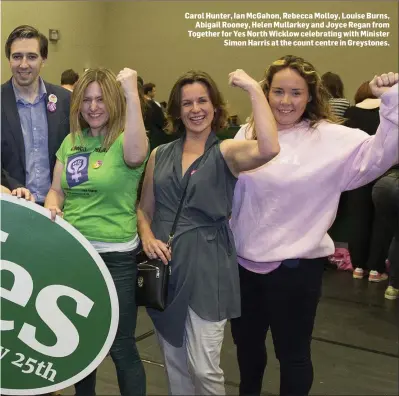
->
[[166, 141, 216, 247]]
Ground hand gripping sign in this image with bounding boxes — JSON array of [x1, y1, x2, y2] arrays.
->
[[0, 195, 119, 395]]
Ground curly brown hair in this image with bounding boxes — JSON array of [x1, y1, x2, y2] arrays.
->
[[249, 55, 340, 139]]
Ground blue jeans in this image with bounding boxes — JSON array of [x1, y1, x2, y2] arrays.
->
[[75, 250, 146, 396]]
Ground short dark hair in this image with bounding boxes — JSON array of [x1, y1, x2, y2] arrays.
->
[[143, 83, 155, 95], [5, 25, 48, 60], [61, 69, 79, 85]]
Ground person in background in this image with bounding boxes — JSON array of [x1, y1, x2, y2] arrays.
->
[[344, 81, 381, 133], [61, 68, 79, 91], [159, 100, 167, 113], [371, 168, 399, 299], [230, 55, 398, 396], [344, 81, 387, 281], [143, 82, 170, 150], [137, 69, 279, 395], [143, 82, 159, 105], [321, 71, 350, 120], [45, 67, 148, 396], [1, 25, 70, 205]]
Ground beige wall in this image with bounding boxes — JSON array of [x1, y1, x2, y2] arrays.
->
[[104, 1, 398, 121], [2, 1, 398, 122]]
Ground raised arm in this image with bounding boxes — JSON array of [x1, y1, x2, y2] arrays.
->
[[341, 73, 399, 191], [137, 149, 171, 264], [44, 160, 65, 221], [117, 68, 149, 167], [220, 69, 279, 176]]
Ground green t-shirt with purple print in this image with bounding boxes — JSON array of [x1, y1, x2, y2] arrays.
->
[[56, 130, 147, 242]]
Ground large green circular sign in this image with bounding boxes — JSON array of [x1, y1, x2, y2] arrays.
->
[[0, 195, 119, 395]]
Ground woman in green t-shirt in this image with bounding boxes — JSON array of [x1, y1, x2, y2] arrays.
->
[[45, 68, 148, 396]]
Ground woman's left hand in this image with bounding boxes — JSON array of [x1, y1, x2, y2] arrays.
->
[[370, 72, 399, 98], [228, 69, 261, 93], [117, 68, 138, 97]]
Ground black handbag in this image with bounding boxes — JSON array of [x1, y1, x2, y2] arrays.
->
[[135, 166, 194, 311], [135, 249, 172, 311]]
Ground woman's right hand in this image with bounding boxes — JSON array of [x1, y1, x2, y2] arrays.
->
[[117, 68, 138, 98], [47, 206, 64, 222], [228, 69, 261, 94], [142, 236, 171, 265]]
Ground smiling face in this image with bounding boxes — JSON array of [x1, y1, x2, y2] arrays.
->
[[80, 81, 109, 135], [9, 38, 45, 88], [180, 82, 215, 136], [268, 68, 310, 130]]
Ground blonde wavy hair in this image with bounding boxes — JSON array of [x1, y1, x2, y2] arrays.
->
[[70, 68, 126, 149], [249, 55, 340, 139]]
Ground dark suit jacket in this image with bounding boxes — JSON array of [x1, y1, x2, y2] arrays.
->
[[144, 100, 176, 150], [1, 78, 71, 186], [1, 168, 22, 190]]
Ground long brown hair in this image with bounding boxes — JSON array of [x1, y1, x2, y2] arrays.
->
[[321, 71, 345, 99], [249, 55, 340, 139], [166, 70, 228, 135]]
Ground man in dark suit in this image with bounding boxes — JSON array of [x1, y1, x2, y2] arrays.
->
[[143, 82, 172, 150], [1, 25, 70, 204]]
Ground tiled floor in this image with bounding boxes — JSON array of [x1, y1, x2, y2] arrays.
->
[[62, 269, 398, 395]]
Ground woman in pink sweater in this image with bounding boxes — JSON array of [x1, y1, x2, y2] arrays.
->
[[229, 55, 398, 396]]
